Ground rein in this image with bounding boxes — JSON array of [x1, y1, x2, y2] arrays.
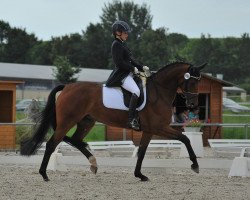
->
[[178, 74, 201, 100]]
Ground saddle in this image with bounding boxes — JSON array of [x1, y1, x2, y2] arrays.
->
[[102, 74, 147, 111]]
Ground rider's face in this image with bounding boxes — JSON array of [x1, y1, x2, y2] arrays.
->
[[116, 31, 128, 41]]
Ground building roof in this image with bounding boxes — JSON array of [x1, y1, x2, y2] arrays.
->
[[201, 73, 233, 87], [0, 62, 239, 88], [223, 86, 246, 92], [0, 62, 112, 82]]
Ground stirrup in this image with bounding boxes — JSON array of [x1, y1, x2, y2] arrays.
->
[[128, 119, 140, 131]]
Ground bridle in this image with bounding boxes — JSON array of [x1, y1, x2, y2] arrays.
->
[[178, 71, 201, 104]]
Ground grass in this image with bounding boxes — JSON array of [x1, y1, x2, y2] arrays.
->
[[222, 112, 250, 139], [16, 112, 26, 121], [65, 124, 105, 142], [227, 95, 250, 102], [15, 112, 105, 146]]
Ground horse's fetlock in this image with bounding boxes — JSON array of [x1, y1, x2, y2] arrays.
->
[[89, 156, 97, 167]]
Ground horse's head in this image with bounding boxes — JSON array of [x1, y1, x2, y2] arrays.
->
[[178, 63, 206, 108]]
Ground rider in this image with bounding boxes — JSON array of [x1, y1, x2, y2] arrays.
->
[[106, 20, 149, 130]]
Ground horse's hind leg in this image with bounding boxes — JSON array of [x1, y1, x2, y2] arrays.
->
[[63, 115, 98, 173], [39, 123, 74, 181], [177, 134, 199, 173], [39, 137, 56, 181]]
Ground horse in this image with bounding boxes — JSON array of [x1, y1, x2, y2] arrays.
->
[[20, 61, 205, 182]]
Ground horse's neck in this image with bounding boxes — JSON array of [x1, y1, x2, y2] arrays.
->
[[151, 65, 187, 103], [155, 66, 184, 90]]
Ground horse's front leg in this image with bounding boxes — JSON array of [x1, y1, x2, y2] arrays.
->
[[178, 134, 199, 173], [134, 132, 152, 181], [156, 127, 199, 174]]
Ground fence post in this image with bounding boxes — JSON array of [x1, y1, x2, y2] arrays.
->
[[122, 128, 126, 141], [245, 124, 248, 139]]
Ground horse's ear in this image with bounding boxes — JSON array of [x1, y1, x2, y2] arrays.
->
[[197, 63, 207, 71]]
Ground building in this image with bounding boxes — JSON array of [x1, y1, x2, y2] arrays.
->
[[0, 62, 112, 99]]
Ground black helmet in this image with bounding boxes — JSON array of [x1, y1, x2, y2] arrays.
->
[[112, 20, 131, 35]]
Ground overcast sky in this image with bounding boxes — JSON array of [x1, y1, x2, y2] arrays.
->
[[1, 0, 250, 40]]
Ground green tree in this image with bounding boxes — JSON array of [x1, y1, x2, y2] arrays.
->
[[238, 33, 250, 82], [167, 33, 189, 61], [0, 20, 10, 44], [137, 28, 169, 70], [212, 37, 240, 82], [81, 23, 109, 68], [53, 56, 81, 84], [26, 41, 53, 65], [180, 34, 220, 74], [6, 28, 37, 63], [50, 33, 84, 66], [0, 20, 11, 61], [0, 21, 38, 63]]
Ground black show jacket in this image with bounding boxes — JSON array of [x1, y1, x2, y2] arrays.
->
[[106, 38, 143, 87]]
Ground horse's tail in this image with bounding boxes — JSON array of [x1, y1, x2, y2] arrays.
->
[[20, 85, 65, 156]]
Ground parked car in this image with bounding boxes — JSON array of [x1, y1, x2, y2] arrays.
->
[[16, 99, 46, 111], [223, 97, 250, 113]]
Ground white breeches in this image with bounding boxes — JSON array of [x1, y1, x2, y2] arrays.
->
[[121, 73, 140, 97]]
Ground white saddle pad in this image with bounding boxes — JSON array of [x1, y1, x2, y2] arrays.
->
[[102, 85, 146, 111]]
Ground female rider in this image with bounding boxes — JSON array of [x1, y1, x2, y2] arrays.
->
[[106, 20, 149, 130]]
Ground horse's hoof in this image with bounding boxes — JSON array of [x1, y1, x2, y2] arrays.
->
[[39, 170, 50, 181], [43, 177, 50, 182], [90, 165, 98, 174], [140, 175, 149, 182], [191, 164, 199, 173], [135, 173, 149, 181]]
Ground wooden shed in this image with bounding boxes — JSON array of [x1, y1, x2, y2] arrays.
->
[[196, 74, 231, 145], [106, 74, 232, 146], [0, 81, 23, 149]]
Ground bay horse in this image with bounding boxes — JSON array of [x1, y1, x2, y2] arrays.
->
[[20, 62, 205, 182]]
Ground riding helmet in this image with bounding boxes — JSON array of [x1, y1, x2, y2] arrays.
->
[[112, 20, 131, 35]]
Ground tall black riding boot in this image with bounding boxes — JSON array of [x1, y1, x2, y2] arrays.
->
[[128, 93, 140, 131]]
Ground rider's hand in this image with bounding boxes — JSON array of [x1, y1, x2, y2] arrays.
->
[[143, 66, 149, 71], [134, 67, 139, 74]]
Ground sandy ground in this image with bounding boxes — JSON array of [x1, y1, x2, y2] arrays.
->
[[0, 165, 250, 200], [0, 148, 250, 200]]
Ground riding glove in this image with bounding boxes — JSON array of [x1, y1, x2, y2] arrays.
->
[[134, 67, 139, 74], [143, 66, 149, 71]]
